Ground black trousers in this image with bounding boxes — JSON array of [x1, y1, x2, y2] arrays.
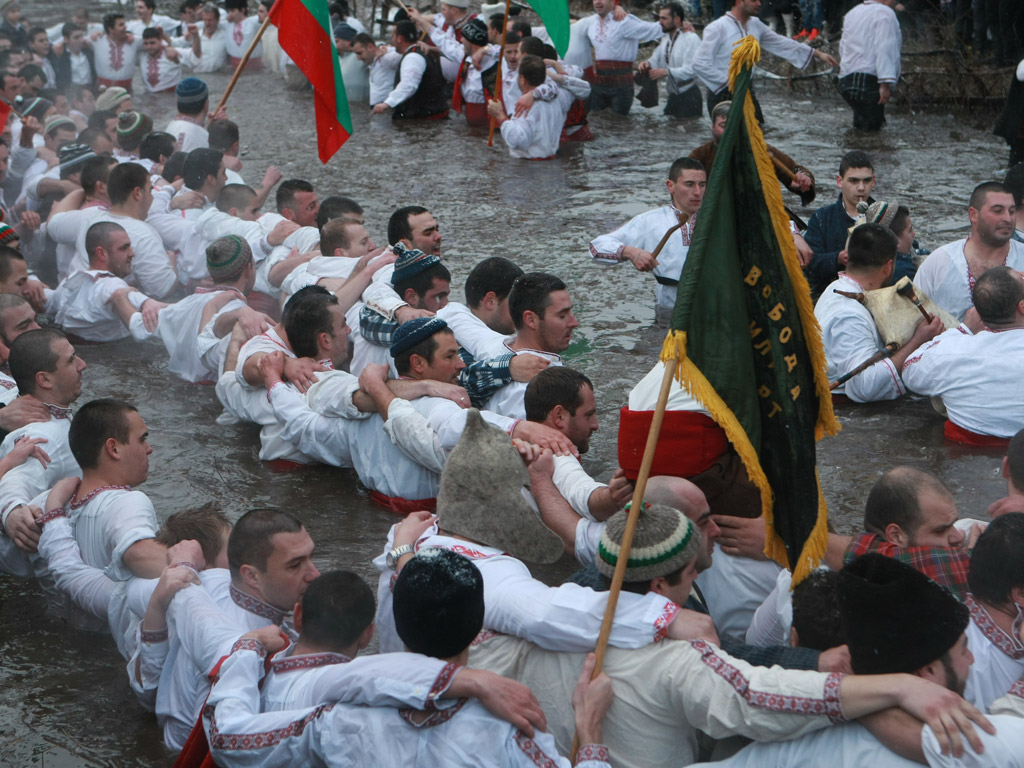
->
[[838, 73, 886, 131]]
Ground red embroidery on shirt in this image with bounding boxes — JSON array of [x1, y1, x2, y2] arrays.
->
[[967, 594, 1024, 661], [653, 601, 680, 641], [69, 484, 132, 510], [233, 22, 244, 46], [147, 53, 160, 87], [425, 661, 460, 708], [514, 731, 561, 768], [577, 744, 610, 762], [110, 40, 125, 71], [398, 698, 467, 728], [270, 652, 349, 674], [690, 638, 847, 724], [207, 701, 332, 750], [229, 583, 289, 625]]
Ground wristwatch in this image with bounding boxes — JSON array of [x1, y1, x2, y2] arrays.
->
[[386, 544, 414, 569]]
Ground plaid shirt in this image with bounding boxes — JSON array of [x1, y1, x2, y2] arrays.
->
[[358, 306, 515, 407], [844, 532, 971, 601]]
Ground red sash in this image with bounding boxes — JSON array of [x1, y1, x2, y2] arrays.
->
[[452, 60, 468, 114], [369, 490, 437, 516], [591, 60, 634, 87], [463, 101, 489, 126], [97, 77, 133, 92], [943, 420, 1010, 448], [266, 458, 307, 473], [617, 407, 730, 479]]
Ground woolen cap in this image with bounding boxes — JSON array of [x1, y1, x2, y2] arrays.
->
[[865, 200, 899, 231], [389, 316, 448, 357], [44, 114, 76, 136], [20, 97, 53, 121], [462, 18, 488, 45], [837, 553, 969, 675], [391, 241, 440, 286], [333, 22, 357, 41], [58, 143, 96, 174], [95, 87, 131, 112], [116, 111, 153, 146], [206, 235, 252, 282], [176, 77, 209, 108], [393, 548, 485, 658], [596, 502, 701, 583], [0, 223, 17, 246]]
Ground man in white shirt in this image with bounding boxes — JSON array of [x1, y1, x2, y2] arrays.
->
[[352, 33, 397, 107], [589, 156, 705, 310], [140, 27, 183, 94], [487, 54, 567, 160], [166, 77, 212, 153], [837, 0, 902, 131], [94, 12, 142, 92], [816, 222, 942, 403], [692, 0, 837, 122], [179, 3, 228, 73], [637, 2, 702, 118], [415, 14, 499, 127], [903, 266, 1024, 442], [915, 182, 1024, 322], [126, 0, 177, 37], [49, 221, 164, 343], [372, 21, 449, 120], [573, 0, 662, 115], [224, 0, 263, 71]]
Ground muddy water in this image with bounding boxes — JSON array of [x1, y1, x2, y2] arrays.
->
[[1, 3, 1013, 765]]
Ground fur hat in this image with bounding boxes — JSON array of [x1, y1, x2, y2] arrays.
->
[[389, 316, 449, 358], [333, 22, 357, 41], [391, 241, 440, 286], [711, 100, 731, 122], [838, 553, 969, 675], [596, 502, 701, 583], [95, 87, 131, 112], [462, 18, 488, 45], [393, 548, 485, 658], [436, 409, 563, 563]]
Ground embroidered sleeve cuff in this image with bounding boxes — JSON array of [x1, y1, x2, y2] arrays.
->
[[653, 601, 681, 641], [266, 380, 285, 401], [140, 627, 169, 644], [824, 672, 846, 724], [424, 661, 461, 710], [172, 560, 200, 575], [36, 506, 68, 527], [578, 744, 610, 762], [507, 418, 522, 437], [230, 638, 268, 659], [1009, 679, 1024, 699]]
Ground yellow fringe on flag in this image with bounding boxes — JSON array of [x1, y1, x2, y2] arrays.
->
[[660, 330, 774, 524], [656, 37, 838, 584]]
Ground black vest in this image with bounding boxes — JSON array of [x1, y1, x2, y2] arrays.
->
[[393, 45, 448, 120]]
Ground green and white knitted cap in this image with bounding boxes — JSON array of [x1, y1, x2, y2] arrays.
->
[[596, 502, 701, 583]]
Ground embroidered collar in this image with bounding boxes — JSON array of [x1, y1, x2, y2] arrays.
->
[[45, 403, 73, 420], [316, 359, 335, 370], [69, 484, 132, 510], [229, 583, 289, 625], [173, 113, 204, 126], [270, 650, 350, 674], [967, 594, 1024, 660]]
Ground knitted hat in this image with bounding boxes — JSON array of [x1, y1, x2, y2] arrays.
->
[[393, 548, 485, 658], [176, 77, 209, 109], [206, 235, 252, 282], [20, 97, 53, 121], [711, 100, 731, 122], [0, 223, 17, 246], [864, 200, 899, 231], [837, 553, 969, 676], [391, 241, 441, 286], [462, 18, 488, 45], [95, 87, 131, 112], [44, 114, 76, 136], [333, 22, 357, 41], [596, 502, 701, 583], [436, 408, 563, 563], [116, 111, 153, 148], [58, 143, 96, 174], [389, 316, 449, 357]]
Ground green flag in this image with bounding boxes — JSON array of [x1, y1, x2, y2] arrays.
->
[[527, 0, 571, 58], [661, 37, 839, 583]]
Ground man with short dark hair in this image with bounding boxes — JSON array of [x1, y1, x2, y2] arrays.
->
[[804, 150, 877, 299], [94, 12, 141, 92], [47, 155, 118, 282], [208, 118, 281, 210], [637, 3, 701, 119], [179, 2, 228, 73], [903, 266, 1024, 442], [140, 26, 183, 93], [127, 0, 177, 37], [52, 23, 96, 91], [837, 0, 901, 132], [815, 222, 942, 403], [590, 157, 706, 309], [224, 0, 263, 71], [0, 329, 86, 567], [988, 427, 1024, 518], [916, 182, 1024, 321], [486, 54, 567, 159], [49, 220, 165, 342], [372, 20, 448, 119], [276, 178, 319, 228], [179, 146, 226, 216]]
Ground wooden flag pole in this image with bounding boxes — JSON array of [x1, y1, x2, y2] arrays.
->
[[569, 350, 679, 764], [209, 5, 279, 122], [487, 0, 512, 147]]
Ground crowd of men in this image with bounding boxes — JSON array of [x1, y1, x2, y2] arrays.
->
[[0, 0, 1023, 765]]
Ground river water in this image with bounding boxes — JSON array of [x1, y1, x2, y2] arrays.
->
[[0, 3, 1014, 766]]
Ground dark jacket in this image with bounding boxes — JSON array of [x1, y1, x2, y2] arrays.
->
[[804, 192, 874, 300], [51, 47, 97, 91]]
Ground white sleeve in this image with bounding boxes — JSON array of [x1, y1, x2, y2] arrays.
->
[[303, 371, 366, 420], [551, 455, 605, 521], [382, 398, 447, 473], [922, 713, 1024, 768], [145, 186, 195, 251], [478, 555, 681, 651], [267, 383, 354, 467], [691, 24, 723, 91], [48, 210, 86, 245], [429, 27, 466, 63], [823, 308, 905, 403], [757, 24, 816, 70], [559, 75, 591, 99], [304, 654, 459, 709], [623, 16, 664, 42], [589, 212, 646, 263], [36, 515, 116, 619], [875, 13, 901, 83], [104, 492, 160, 581], [362, 279, 406, 319], [0, 453, 63, 525], [900, 329, 964, 396], [574, 518, 605, 567], [745, 568, 793, 647], [431, 406, 515, 452], [384, 52, 427, 107], [167, 583, 247, 676], [128, 225, 179, 299], [499, 114, 536, 151], [667, 33, 700, 84]]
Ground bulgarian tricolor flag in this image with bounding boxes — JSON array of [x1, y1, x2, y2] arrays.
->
[[269, 0, 351, 163]]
